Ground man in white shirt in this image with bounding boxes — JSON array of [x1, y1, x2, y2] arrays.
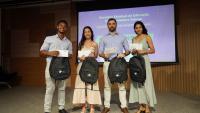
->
[[40, 20, 72, 113]]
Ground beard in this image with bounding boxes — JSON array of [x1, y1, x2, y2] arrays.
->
[[108, 27, 116, 32]]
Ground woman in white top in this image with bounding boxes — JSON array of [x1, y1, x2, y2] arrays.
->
[[72, 26, 102, 113], [129, 21, 157, 113]]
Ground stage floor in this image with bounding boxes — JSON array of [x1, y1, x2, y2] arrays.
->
[[0, 86, 200, 113]]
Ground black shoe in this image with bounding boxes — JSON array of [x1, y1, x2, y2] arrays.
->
[[45, 112, 50, 113], [59, 109, 68, 113], [101, 107, 110, 113]]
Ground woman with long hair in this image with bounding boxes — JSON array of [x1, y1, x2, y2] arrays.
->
[[129, 21, 157, 113], [72, 26, 102, 113]]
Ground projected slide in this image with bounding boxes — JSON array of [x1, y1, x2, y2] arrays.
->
[[78, 4, 176, 63]]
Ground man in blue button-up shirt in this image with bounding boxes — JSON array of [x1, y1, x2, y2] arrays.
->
[[40, 20, 72, 113], [99, 18, 130, 113]]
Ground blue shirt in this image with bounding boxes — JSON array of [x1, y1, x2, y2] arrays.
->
[[99, 32, 129, 60], [40, 34, 72, 62]]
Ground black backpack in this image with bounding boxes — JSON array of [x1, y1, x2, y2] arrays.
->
[[79, 57, 99, 85], [108, 57, 128, 84], [49, 57, 71, 80], [129, 55, 146, 85]]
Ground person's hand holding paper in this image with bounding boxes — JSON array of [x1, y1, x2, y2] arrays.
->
[[130, 43, 143, 55], [104, 47, 117, 59], [78, 50, 92, 61], [57, 50, 69, 57]]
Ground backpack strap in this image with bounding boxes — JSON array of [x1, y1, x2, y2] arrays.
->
[[85, 82, 87, 97], [91, 84, 93, 90]]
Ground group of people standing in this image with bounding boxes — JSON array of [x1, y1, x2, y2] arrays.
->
[[40, 18, 157, 113]]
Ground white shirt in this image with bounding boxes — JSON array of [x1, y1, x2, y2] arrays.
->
[[40, 34, 73, 62]]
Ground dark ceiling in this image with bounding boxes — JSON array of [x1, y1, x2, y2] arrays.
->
[[0, 0, 72, 7], [0, 0, 175, 8]]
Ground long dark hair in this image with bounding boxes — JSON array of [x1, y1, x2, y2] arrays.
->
[[134, 21, 148, 35], [78, 26, 94, 50]]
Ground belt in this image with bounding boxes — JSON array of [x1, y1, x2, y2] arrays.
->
[[105, 59, 111, 62]]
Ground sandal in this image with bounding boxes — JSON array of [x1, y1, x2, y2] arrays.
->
[[145, 108, 151, 113], [90, 108, 95, 113], [145, 105, 151, 113], [81, 105, 86, 113], [135, 106, 145, 113]]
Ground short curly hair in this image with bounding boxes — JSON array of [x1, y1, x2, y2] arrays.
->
[[56, 20, 68, 26]]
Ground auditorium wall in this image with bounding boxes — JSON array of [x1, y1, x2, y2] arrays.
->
[[1, 0, 200, 96]]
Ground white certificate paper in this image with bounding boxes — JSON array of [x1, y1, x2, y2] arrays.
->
[[130, 43, 143, 50], [104, 47, 117, 54], [78, 50, 91, 57], [57, 50, 68, 57]]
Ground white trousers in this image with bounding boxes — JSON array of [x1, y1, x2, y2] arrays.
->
[[44, 62, 66, 112], [103, 61, 127, 108]]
